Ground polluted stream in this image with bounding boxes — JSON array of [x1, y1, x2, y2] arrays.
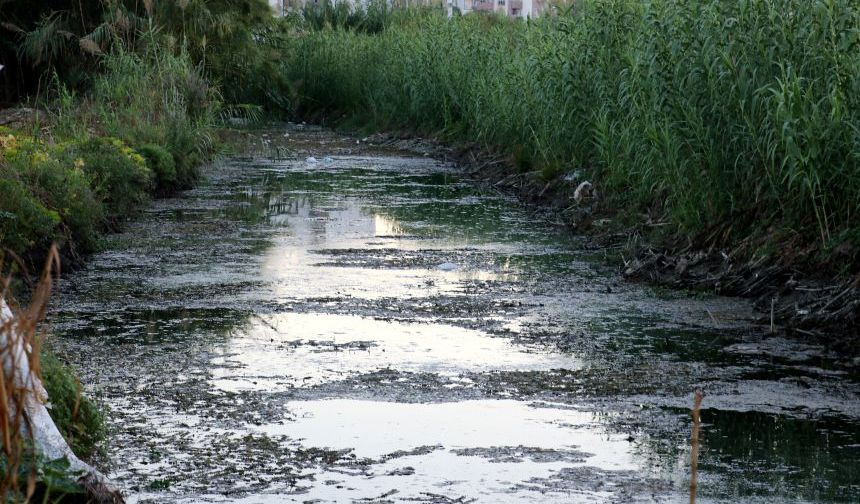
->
[[50, 125, 859, 503]]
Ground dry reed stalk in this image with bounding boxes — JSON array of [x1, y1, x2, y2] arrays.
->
[[690, 389, 704, 504], [0, 245, 59, 502], [0, 245, 124, 503]]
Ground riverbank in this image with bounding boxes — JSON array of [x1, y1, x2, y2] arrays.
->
[[0, 42, 221, 501], [0, 46, 219, 273], [279, 2, 860, 345], [328, 128, 858, 354], [0, 1, 288, 498]]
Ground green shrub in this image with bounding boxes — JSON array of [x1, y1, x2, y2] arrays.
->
[[0, 176, 60, 257], [66, 137, 153, 226], [137, 144, 177, 192], [23, 153, 103, 254], [1, 129, 103, 258], [41, 352, 106, 462]]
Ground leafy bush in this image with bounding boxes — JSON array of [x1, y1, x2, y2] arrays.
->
[[0, 176, 60, 257], [137, 144, 176, 192], [1, 129, 105, 260], [22, 152, 103, 254], [64, 137, 152, 226]]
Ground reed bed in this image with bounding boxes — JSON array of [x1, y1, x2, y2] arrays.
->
[[281, 0, 860, 267]]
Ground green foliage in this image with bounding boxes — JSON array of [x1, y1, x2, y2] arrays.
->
[[0, 129, 104, 261], [137, 144, 177, 192], [40, 353, 106, 463], [0, 0, 145, 100], [0, 126, 161, 262], [0, 176, 60, 256], [80, 43, 220, 190], [19, 152, 103, 255], [146, 0, 292, 112], [79, 43, 220, 181], [282, 1, 860, 265], [65, 137, 153, 226], [301, 0, 393, 33], [4, 30, 222, 262], [3, 0, 290, 114]]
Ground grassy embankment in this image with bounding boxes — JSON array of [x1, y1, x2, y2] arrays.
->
[[1, 0, 288, 496], [282, 0, 860, 277], [1, 0, 291, 269], [1, 46, 218, 493], [0, 43, 218, 504], [1, 46, 217, 267]]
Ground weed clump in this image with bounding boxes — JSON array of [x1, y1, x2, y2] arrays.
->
[[63, 137, 153, 226], [137, 144, 177, 193], [0, 177, 60, 256]]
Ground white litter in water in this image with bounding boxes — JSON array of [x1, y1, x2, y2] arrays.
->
[[323, 156, 334, 163], [563, 170, 582, 182], [435, 262, 458, 271], [306, 156, 318, 164], [573, 180, 593, 203]]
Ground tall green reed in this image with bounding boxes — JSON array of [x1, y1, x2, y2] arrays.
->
[[281, 0, 860, 265]]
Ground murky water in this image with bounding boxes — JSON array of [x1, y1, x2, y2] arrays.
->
[[51, 125, 859, 503]]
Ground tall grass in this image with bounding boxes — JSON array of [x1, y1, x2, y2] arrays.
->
[[53, 36, 221, 191], [0, 34, 222, 267], [300, 0, 394, 33], [281, 0, 860, 267]]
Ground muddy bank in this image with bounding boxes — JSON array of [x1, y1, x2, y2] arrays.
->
[[47, 124, 860, 503], [351, 129, 860, 353]]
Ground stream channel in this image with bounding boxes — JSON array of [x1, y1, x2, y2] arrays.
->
[[51, 125, 859, 503]]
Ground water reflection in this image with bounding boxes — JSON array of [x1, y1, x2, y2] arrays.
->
[[209, 313, 579, 392], [251, 399, 640, 503], [698, 409, 860, 502], [259, 195, 520, 301], [49, 132, 859, 503]]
